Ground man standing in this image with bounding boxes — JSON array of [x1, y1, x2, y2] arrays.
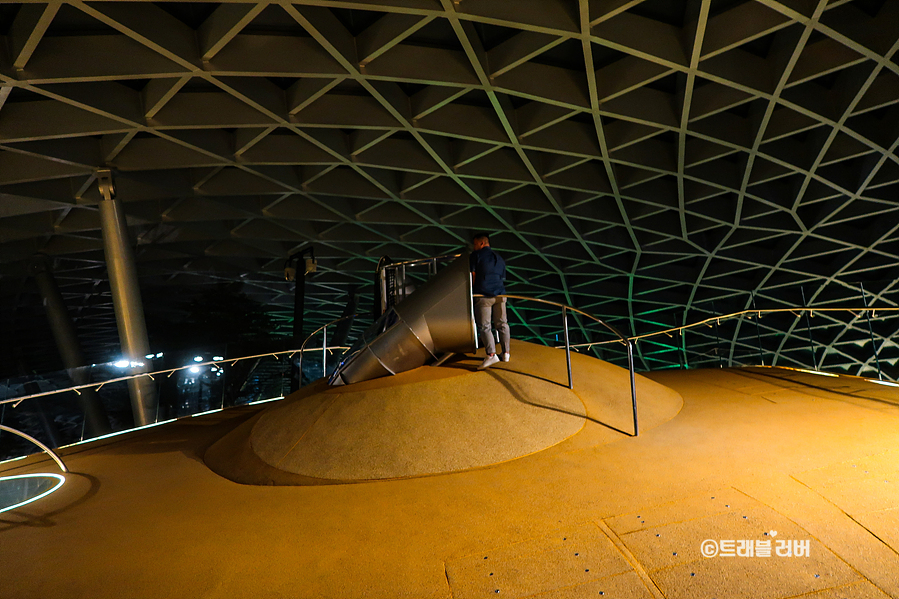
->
[[470, 233, 511, 370]]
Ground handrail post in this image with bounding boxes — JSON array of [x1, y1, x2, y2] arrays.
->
[[800, 287, 816, 369], [860, 283, 882, 380], [563, 307, 573, 389], [627, 340, 638, 436], [751, 291, 765, 366], [322, 326, 327, 378]]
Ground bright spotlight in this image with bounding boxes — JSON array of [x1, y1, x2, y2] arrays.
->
[[145, 354, 155, 360], [155, 352, 163, 358], [193, 356, 203, 362], [213, 356, 224, 361], [114, 360, 129, 368], [189, 366, 200, 374]]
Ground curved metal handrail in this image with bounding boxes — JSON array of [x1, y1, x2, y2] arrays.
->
[[0, 424, 68, 473], [296, 313, 361, 383], [489, 294, 630, 343], [476, 293, 638, 436], [3, 341, 355, 408], [559, 306, 899, 348], [0, 325, 363, 464]]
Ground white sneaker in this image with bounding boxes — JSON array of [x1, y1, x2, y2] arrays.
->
[[478, 354, 500, 370], [500, 353, 510, 362]]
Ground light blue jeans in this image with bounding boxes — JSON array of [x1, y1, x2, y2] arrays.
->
[[475, 297, 510, 356]]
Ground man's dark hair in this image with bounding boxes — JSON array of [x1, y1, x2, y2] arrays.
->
[[473, 233, 490, 243]]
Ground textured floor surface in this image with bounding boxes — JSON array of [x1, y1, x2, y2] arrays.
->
[[2, 349, 899, 599]]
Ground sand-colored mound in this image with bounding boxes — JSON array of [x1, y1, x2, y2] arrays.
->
[[206, 341, 683, 483]]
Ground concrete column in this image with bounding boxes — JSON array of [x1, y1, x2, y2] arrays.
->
[[31, 256, 112, 436], [289, 247, 314, 393], [96, 169, 157, 426]]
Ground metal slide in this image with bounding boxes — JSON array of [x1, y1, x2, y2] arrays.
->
[[329, 254, 477, 386]]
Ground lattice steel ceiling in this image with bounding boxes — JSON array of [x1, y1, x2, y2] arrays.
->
[[1, 0, 898, 377]]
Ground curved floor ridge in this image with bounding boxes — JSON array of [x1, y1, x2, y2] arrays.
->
[[209, 341, 683, 483]]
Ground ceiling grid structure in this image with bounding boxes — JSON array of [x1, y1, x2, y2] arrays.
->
[[0, 0, 898, 377]]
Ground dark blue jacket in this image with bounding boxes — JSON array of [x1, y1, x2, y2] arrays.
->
[[470, 247, 506, 297]]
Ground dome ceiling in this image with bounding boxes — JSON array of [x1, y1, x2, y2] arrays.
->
[[1, 0, 898, 376]]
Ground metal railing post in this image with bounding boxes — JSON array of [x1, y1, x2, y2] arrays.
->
[[750, 292, 764, 366], [628, 340, 638, 436], [860, 283, 882, 380], [482, 293, 634, 431], [800, 287, 817, 369], [563, 307, 573, 389], [713, 303, 723, 369], [294, 313, 359, 388]]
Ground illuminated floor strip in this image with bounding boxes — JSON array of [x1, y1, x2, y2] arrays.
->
[[0, 473, 65, 514], [869, 379, 899, 387], [191, 408, 223, 418], [753, 364, 899, 387], [1, 396, 288, 466], [58, 419, 178, 450], [0, 455, 27, 468], [248, 396, 285, 405], [794, 368, 840, 377]]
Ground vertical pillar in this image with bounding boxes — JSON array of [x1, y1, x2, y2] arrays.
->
[[289, 247, 315, 393], [31, 255, 112, 436], [293, 265, 306, 345], [291, 265, 305, 393], [96, 169, 157, 426], [322, 325, 327, 378]]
